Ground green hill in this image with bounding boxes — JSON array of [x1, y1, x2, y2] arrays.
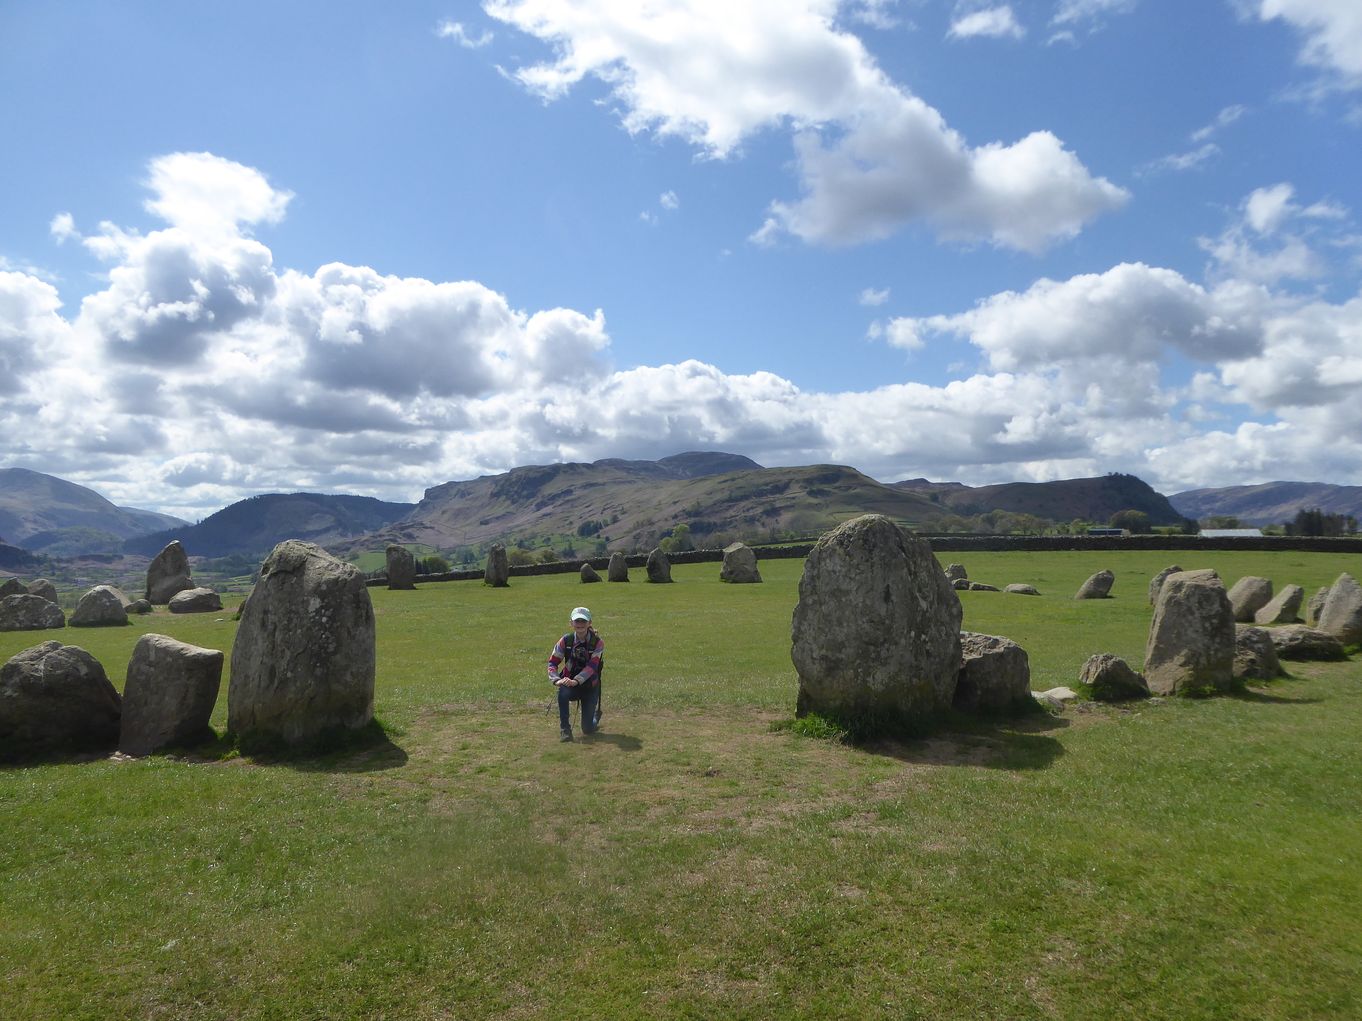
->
[[0, 467, 187, 554]]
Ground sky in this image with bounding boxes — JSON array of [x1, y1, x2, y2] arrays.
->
[[2, 1, 1361, 520]]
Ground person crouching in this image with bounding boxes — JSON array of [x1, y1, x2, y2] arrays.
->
[[547, 606, 604, 742]]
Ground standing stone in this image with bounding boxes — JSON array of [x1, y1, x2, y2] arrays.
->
[[1227, 576, 1274, 623], [386, 545, 416, 590], [1317, 572, 1362, 646], [1, 578, 27, 597], [1234, 626, 1283, 681], [1269, 625, 1347, 661], [1148, 565, 1182, 606], [607, 552, 629, 582], [1254, 585, 1304, 626], [0, 641, 121, 759], [484, 543, 510, 587], [944, 564, 968, 583], [791, 515, 962, 728], [645, 547, 672, 583], [168, 588, 223, 614], [580, 563, 601, 583], [1075, 570, 1115, 599], [26, 579, 58, 604], [720, 542, 762, 583], [0, 594, 66, 632], [1145, 569, 1235, 696], [1078, 653, 1149, 702], [1307, 586, 1330, 626], [146, 540, 194, 604], [953, 632, 1032, 714], [119, 634, 224, 756], [228, 540, 375, 746], [70, 586, 130, 627]]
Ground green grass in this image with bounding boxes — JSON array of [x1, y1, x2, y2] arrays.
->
[[3, 550, 1361, 1019]]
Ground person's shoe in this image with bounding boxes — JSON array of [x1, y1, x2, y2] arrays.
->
[[560, 727, 573, 742]]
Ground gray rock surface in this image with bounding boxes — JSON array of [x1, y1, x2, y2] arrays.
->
[[1269, 624, 1347, 661], [791, 515, 962, 728], [607, 552, 629, 582], [968, 582, 999, 592], [386, 545, 416, 590], [1075, 570, 1115, 600], [580, 563, 601, 583], [944, 564, 968, 582], [70, 585, 130, 627], [119, 634, 224, 756], [26, 579, 58, 604], [645, 547, 672, 583], [168, 587, 223, 614], [1233, 625, 1284, 681], [0, 594, 66, 632], [228, 540, 376, 746], [146, 540, 194, 604], [951, 578, 971, 590], [0, 578, 25, 597], [720, 542, 762, 583], [1307, 586, 1329, 626], [1079, 653, 1149, 702], [0, 641, 121, 759], [1144, 569, 1235, 696], [1227, 576, 1274, 623], [953, 632, 1032, 714], [484, 543, 509, 587], [1254, 584, 1304, 626], [1148, 565, 1182, 606], [1317, 572, 1362, 646], [127, 599, 153, 615], [1005, 584, 1040, 596]]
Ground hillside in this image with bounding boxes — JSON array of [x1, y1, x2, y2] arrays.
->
[[0, 467, 188, 555], [892, 472, 1185, 526], [123, 492, 416, 558], [1170, 481, 1362, 527]]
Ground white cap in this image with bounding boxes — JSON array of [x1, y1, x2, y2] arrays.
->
[[570, 606, 592, 622]]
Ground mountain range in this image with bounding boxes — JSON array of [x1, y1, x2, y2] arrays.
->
[[0, 467, 188, 556], [1168, 482, 1362, 527]]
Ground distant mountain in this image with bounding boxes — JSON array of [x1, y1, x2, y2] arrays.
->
[[1170, 482, 1362, 527], [122, 492, 417, 558], [0, 467, 188, 555], [891, 473, 1185, 526]]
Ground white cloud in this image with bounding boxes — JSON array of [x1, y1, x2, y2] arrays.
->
[[1200, 182, 1352, 284], [1138, 143, 1220, 176], [49, 212, 77, 244], [1245, 182, 1297, 233], [1257, 0, 1362, 83], [859, 286, 890, 306], [949, 7, 1025, 40], [0, 271, 70, 394], [143, 152, 292, 239], [1190, 104, 1248, 142], [437, 20, 494, 48], [660, 190, 680, 210], [1052, 0, 1138, 29]]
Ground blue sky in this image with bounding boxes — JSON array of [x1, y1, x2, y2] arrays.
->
[[2, 1, 1360, 519]]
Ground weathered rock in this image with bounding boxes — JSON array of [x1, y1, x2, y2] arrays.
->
[[0, 641, 121, 759], [119, 634, 224, 756], [127, 599, 153, 615], [580, 563, 601, 583], [1005, 584, 1040, 596], [645, 547, 672, 584], [227, 540, 376, 746], [1040, 686, 1080, 702], [951, 578, 971, 591], [1075, 570, 1115, 600], [967, 582, 999, 592], [1254, 584, 1304, 626], [1079, 653, 1149, 702], [607, 552, 629, 582], [1144, 569, 1235, 696], [70, 585, 130, 627], [1148, 565, 1182, 606], [0, 594, 66, 632], [1227, 576, 1274, 623], [1307, 586, 1330, 626], [1269, 624, 1347, 661], [1317, 572, 1362, 646], [1234, 625, 1284, 681], [146, 540, 194, 604], [26, 579, 59, 605], [720, 542, 762, 583], [484, 543, 510, 587], [791, 515, 962, 728], [168, 587, 222, 614], [944, 563, 968, 582], [386, 545, 417, 590], [1, 578, 26, 597], [103, 586, 134, 609], [954, 632, 1032, 714]]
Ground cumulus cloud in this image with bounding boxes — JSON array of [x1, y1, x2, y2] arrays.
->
[[143, 152, 292, 238], [949, 6, 1025, 40], [1257, 0, 1362, 85], [859, 286, 890, 306], [0, 272, 69, 394], [485, 0, 1125, 251], [437, 20, 494, 48], [1200, 182, 1352, 285]]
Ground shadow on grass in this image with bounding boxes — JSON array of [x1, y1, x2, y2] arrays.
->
[[235, 719, 410, 773], [861, 716, 1068, 771], [1229, 687, 1324, 706], [583, 731, 643, 751]]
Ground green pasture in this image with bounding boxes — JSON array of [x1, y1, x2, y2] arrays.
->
[[3, 549, 1360, 1019]]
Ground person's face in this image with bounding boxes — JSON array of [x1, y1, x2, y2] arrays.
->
[[571, 618, 590, 637]]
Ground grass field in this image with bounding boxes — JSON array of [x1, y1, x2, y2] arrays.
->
[[3, 549, 1361, 1019]]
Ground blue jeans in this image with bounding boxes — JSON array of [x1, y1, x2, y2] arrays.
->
[[558, 683, 600, 734]]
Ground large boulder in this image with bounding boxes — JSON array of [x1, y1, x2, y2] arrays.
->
[[1234, 626, 1284, 681], [146, 540, 194, 604], [119, 634, 224, 757], [580, 563, 601, 583], [127, 598, 153, 615], [1254, 585, 1304, 626], [1144, 569, 1235, 696], [26, 579, 58, 604], [953, 632, 1032, 714], [1075, 570, 1115, 600], [607, 552, 629, 582], [791, 515, 962, 729], [1307, 586, 1330, 626], [1, 578, 27, 597], [386, 545, 416, 590], [1317, 573, 1362, 647], [944, 564, 968, 583], [1079, 653, 1149, 702], [1227, 576, 1274, 623], [0, 594, 66, 632], [1269, 625, 1347, 662], [168, 587, 223, 614], [720, 542, 762, 584], [70, 585, 130, 627], [484, 543, 509, 587], [646, 547, 673, 583], [0, 641, 121, 760], [1148, 565, 1182, 606], [228, 541, 376, 746]]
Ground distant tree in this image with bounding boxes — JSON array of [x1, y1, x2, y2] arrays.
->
[[419, 555, 450, 575], [537, 548, 559, 564], [1205, 515, 1241, 529], [659, 523, 695, 553], [507, 548, 536, 567], [1108, 509, 1151, 534], [1286, 508, 1357, 537]]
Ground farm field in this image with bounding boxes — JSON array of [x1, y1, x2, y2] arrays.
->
[[3, 549, 1361, 1019]]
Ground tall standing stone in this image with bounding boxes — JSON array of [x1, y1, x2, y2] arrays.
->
[[720, 542, 762, 583], [228, 541, 375, 746], [1227, 576, 1273, 623], [1307, 586, 1330, 626], [1145, 569, 1235, 696], [791, 515, 962, 728], [1148, 565, 1182, 606], [1317, 572, 1362, 646], [1075, 570, 1115, 599], [484, 543, 510, 587], [0, 641, 121, 759], [580, 563, 601, 583], [646, 547, 672, 583], [119, 634, 224, 756], [386, 545, 416, 590], [146, 540, 194, 604], [607, 552, 629, 582]]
